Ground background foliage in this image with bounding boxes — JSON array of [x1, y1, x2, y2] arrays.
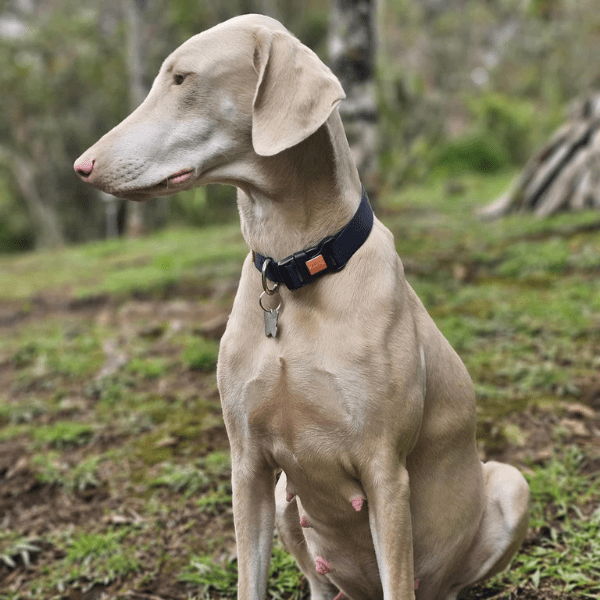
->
[[1, 0, 600, 251]]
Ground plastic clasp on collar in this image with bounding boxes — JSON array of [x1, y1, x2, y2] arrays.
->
[[275, 236, 344, 290], [277, 254, 305, 289]]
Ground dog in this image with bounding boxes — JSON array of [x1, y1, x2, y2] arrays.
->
[[74, 14, 529, 600]]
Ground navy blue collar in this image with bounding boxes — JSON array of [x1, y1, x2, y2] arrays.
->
[[253, 187, 373, 291]]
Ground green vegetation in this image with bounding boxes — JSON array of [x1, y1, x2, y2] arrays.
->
[[33, 453, 102, 492], [0, 534, 41, 570], [488, 447, 600, 598], [47, 528, 142, 594], [32, 421, 94, 449], [3, 2, 600, 595], [3, 0, 600, 251], [182, 337, 220, 372], [0, 223, 247, 302], [179, 543, 305, 600], [150, 462, 210, 496]]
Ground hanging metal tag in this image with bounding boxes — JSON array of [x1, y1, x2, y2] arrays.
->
[[259, 291, 281, 338], [264, 307, 280, 338]]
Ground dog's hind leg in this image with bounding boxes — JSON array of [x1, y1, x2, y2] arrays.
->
[[446, 461, 529, 598], [275, 473, 339, 600]]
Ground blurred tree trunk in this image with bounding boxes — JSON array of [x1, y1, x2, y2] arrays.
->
[[123, 0, 145, 237], [480, 93, 600, 218], [123, 0, 149, 237], [10, 153, 64, 249], [329, 0, 380, 204]]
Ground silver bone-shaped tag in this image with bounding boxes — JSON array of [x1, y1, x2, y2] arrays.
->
[[264, 307, 280, 338], [259, 291, 281, 338]]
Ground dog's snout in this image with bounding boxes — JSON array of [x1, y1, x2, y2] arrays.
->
[[74, 157, 95, 179]]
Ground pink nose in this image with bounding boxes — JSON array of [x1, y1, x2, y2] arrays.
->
[[74, 158, 95, 178]]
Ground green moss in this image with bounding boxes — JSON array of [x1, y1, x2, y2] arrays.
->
[[182, 337, 219, 372], [134, 430, 176, 465], [126, 356, 170, 379], [167, 406, 210, 441], [0, 223, 247, 302], [33, 421, 94, 448]]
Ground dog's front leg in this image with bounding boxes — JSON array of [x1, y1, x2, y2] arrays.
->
[[364, 458, 415, 600], [231, 457, 277, 600]]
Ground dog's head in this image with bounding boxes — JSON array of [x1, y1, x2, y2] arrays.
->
[[74, 14, 345, 201]]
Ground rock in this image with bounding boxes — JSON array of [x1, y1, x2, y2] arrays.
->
[[563, 401, 596, 420], [559, 417, 590, 437], [155, 436, 178, 448]]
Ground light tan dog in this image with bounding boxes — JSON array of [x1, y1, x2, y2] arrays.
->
[[74, 14, 529, 600]]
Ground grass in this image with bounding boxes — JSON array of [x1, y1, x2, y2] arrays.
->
[[33, 452, 102, 492], [32, 421, 94, 448], [126, 356, 171, 379], [179, 542, 305, 600], [150, 462, 210, 496], [0, 534, 41, 570], [56, 529, 141, 590], [385, 172, 600, 598], [1, 169, 599, 599], [387, 172, 600, 408], [0, 396, 51, 425], [0, 222, 247, 301], [182, 337, 220, 372], [488, 447, 600, 598]]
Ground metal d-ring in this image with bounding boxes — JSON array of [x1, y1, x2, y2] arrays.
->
[[262, 258, 280, 295], [259, 291, 282, 313]]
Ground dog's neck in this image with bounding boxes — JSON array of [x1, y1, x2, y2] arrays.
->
[[235, 110, 362, 261]]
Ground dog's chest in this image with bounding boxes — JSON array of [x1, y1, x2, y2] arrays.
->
[[219, 329, 373, 464], [245, 355, 360, 460]]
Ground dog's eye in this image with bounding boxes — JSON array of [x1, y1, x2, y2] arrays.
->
[[173, 73, 186, 85]]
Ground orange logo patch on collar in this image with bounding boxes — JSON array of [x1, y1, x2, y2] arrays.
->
[[306, 255, 327, 275]]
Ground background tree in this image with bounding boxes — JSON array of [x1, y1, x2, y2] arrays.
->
[[329, 0, 380, 201], [0, 0, 128, 249], [481, 91, 600, 218]]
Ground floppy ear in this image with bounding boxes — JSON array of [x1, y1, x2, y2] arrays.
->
[[252, 28, 345, 157]]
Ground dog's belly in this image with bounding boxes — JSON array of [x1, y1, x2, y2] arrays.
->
[[273, 443, 383, 597], [284, 464, 383, 597]]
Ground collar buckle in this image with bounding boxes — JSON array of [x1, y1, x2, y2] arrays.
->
[[288, 235, 341, 285]]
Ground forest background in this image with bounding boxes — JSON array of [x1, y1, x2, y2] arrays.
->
[[2, 0, 600, 251]]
